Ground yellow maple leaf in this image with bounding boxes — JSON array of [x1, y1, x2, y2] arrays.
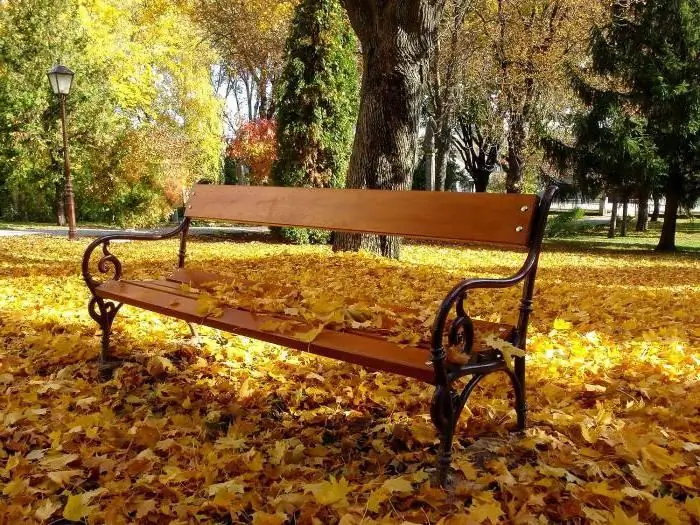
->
[[671, 475, 695, 489], [381, 477, 413, 494], [552, 318, 572, 330], [34, 499, 61, 521], [252, 511, 287, 525], [63, 493, 92, 521], [196, 293, 223, 318], [641, 443, 685, 472], [468, 492, 504, 524], [586, 481, 624, 502], [685, 498, 700, 519], [293, 325, 324, 343], [650, 496, 683, 525], [367, 488, 388, 513], [47, 469, 82, 487], [609, 507, 642, 525], [303, 476, 351, 506], [482, 334, 525, 370], [456, 460, 479, 481]]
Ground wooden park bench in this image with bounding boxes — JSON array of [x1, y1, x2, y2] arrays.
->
[[81, 184, 559, 486]]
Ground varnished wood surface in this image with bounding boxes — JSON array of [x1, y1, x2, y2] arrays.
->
[[184, 184, 538, 246], [97, 279, 437, 383]]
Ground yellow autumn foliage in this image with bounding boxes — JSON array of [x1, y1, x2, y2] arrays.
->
[[0, 236, 698, 524]]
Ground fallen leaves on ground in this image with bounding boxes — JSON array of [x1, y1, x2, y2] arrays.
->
[[0, 236, 698, 524]]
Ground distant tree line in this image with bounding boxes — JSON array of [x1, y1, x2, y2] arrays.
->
[[0, 0, 223, 227]]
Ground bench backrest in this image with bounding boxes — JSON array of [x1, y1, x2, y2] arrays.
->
[[184, 185, 540, 247]]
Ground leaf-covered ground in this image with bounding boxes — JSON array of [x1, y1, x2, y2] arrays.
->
[[0, 236, 699, 524]]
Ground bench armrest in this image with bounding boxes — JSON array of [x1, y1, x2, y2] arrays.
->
[[82, 219, 190, 294], [429, 252, 539, 385]]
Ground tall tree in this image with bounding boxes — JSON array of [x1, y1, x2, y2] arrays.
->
[[543, 83, 665, 239], [332, 1, 446, 258], [463, 0, 604, 193], [590, 0, 700, 251], [0, 0, 223, 226], [453, 97, 501, 192], [191, 0, 297, 120], [426, 0, 470, 191], [272, 0, 359, 244]]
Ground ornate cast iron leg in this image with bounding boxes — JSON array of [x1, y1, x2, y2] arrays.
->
[[431, 385, 457, 487], [510, 356, 527, 430], [430, 373, 485, 488], [88, 296, 122, 377]]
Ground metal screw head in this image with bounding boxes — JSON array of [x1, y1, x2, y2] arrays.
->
[[520, 205, 529, 212], [515, 226, 524, 232]]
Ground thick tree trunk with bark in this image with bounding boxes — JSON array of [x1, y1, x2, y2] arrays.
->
[[334, 1, 445, 258], [505, 114, 526, 193], [651, 194, 660, 222], [473, 170, 490, 192], [424, 119, 436, 190], [434, 121, 451, 191], [454, 120, 498, 193], [608, 198, 618, 238], [635, 194, 649, 232], [657, 180, 680, 252], [621, 198, 629, 237]]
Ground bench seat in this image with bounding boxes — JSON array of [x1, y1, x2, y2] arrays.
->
[[96, 271, 515, 384]]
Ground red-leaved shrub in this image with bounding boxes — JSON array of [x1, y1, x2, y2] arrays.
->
[[227, 119, 277, 185]]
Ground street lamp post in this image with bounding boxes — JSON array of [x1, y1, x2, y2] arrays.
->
[[47, 64, 77, 240]]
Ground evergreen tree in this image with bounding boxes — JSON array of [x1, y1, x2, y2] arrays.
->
[[591, 0, 700, 251], [544, 79, 665, 238], [272, 0, 359, 244]]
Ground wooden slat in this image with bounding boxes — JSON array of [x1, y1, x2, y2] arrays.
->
[[165, 268, 516, 351], [96, 280, 437, 383], [184, 185, 538, 246]]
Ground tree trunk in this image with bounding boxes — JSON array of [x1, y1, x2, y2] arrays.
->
[[656, 185, 679, 252], [620, 198, 628, 237], [650, 194, 660, 222], [505, 114, 526, 193], [608, 198, 618, 238], [55, 183, 66, 226], [434, 123, 450, 191], [334, 1, 444, 258], [258, 70, 269, 119], [473, 170, 489, 192], [424, 119, 436, 191], [635, 194, 649, 232]]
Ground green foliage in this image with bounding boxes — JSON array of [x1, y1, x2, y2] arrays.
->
[[0, 0, 223, 226], [545, 208, 586, 238], [271, 0, 358, 244], [277, 227, 331, 245]]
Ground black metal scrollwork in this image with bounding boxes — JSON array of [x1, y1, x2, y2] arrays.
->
[[447, 295, 475, 358], [81, 219, 190, 294], [428, 184, 561, 487]]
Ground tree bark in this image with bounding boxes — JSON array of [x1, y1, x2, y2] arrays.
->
[[505, 114, 526, 193], [635, 193, 649, 232], [424, 119, 436, 190], [608, 198, 618, 238], [434, 122, 451, 191], [55, 183, 66, 226], [656, 185, 679, 252], [473, 170, 490, 192], [650, 194, 660, 222], [620, 198, 629, 237], [334, 1, 445, 258]]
